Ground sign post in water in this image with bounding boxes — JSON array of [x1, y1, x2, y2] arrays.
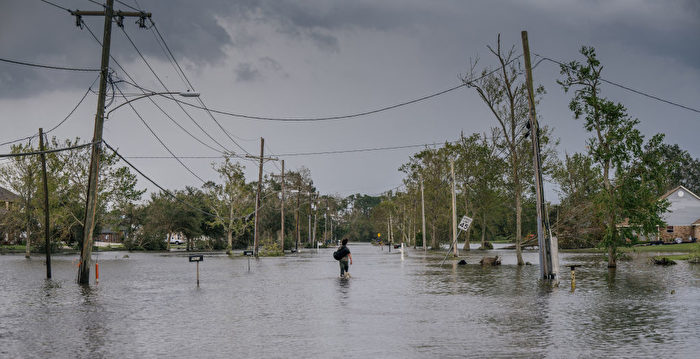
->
[[189, 255, 204, 286]]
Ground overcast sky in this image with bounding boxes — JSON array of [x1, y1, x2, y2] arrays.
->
[[1, 0, 699, 201]]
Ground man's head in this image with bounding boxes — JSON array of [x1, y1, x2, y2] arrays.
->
[[342, 238, 348, 246]]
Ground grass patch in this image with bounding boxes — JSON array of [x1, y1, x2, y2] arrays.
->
[[562, 242, 699, 254]]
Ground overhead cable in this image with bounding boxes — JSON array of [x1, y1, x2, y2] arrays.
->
[[535, 54, 700, 115], [0, 141, 98, 158], [0, 75, 99, 147], [118, 25, 240, 154], [0, 57, 99, 72], [148, 21, 254, 153], [80, 20, 228, 155], [38, 0, 71, 13], [114, 84, 208, 183]]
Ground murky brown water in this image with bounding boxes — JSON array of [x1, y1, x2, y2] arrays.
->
[[1, 243, 698, 358]]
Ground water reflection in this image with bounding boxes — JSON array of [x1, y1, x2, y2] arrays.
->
[[0, 245, 698, 358]]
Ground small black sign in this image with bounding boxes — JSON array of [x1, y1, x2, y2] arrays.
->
[[243, 250, 254, 256], [189, 255, 204, 262]]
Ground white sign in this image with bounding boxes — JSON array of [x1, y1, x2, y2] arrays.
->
[[458, 215, 473, 231]]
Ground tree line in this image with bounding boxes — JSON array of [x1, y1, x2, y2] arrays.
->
[[2, 42, 698, 263]]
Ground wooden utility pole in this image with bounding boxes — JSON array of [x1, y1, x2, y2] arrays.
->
[[451, 160, 458, 257], [280, 159, 285, 252], [522, 30, 558, 281], [420, 176, 426, 252], [75, 0, 152, 284], [39, 128, 51, 278], [295, 182, 300, 252], [253, 138, 264, 257]]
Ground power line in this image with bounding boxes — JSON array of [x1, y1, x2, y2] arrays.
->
[[534, 54, 700, 115], [148, 21, 254, 154], [118, 25, 240, 154], [0, 57, 99, 72], [104, 140, 271, 222], [168, 84, 468, 122], [119, 140, 451, 159], [278, 141, 449, 157], [102, 141, 224, 220], [80, 20, 228, 155], [38, 0, 71, 13], [152, 54, 522, 123], [113, 84, 208, 183], [0, 140, 98, 158], [0, 75, 99, 147]]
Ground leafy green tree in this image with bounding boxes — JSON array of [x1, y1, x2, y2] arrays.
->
[[552, 152, 604, 248], [453, 132, 507, 249], [559, 47, 669, 267], [657, 143, 700, 194], [204, 157, 254, 253]]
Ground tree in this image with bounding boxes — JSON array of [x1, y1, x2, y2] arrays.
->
[[559, 46, 669, 267], [552, 152, 604, 248], [657, 143, 700, 195], [463, 35, 545, 265], [453, 132, 507, 249], [205, 157, 253, 254]]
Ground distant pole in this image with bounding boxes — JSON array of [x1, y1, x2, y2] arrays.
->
[[522, 30, 558, 281], [253, 137, 264, 257], [421, 176, 426, 252], [308, 192, 312, 245], [280, 159, 285, 252], [39, 128, 51, 278], [296, 183, 300, 252], [451, 160, 458, 257], [387, 217, 391, 252]]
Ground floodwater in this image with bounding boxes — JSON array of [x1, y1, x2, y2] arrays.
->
[[1, 243, 698, 358]]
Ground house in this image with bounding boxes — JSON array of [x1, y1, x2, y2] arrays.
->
[[659, 185, 700, 241], [0, 186, 21, 244], [97, 227, 125, 243]]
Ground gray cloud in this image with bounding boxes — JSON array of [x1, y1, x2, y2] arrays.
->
[[234, 62, 261, 82]]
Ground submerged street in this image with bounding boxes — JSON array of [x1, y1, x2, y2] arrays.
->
[[1, 243, 698, 358]]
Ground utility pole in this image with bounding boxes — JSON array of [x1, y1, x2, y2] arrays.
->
[[74, 0, 152, 285], [295, 182, 300, 252], [39, 128, 51, 279], [451, 160, 458, 257], [420, 175, 426, 252], [245, 138, 278, 257], [522, 30, 558, 281], [308, 192, 313, 245], [280, 159, 285, 253]]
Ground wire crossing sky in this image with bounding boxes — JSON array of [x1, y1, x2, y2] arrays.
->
[[1, 0, 698, 198]]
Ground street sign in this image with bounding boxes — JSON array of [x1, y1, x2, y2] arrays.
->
[[458, 216, 473, 231], [189, 255, 204, 262]]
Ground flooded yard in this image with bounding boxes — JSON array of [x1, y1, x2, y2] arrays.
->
[[1, 243, 698, 358]]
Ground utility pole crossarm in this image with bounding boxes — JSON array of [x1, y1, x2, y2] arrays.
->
[[72, 10, 151, 17]]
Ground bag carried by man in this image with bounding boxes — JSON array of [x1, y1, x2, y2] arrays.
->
[[333, 246, 349, 261]]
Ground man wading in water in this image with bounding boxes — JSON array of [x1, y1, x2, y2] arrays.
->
[[335, 238, 352, 278]]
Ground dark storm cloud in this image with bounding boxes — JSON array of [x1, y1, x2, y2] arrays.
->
[[1, 0, 698, 97]]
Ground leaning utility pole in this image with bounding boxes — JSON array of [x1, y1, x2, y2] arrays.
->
[[420, 175, 426, 252], [74, 0, 151, 285], [39, 128, 51, 278], [451, 160, 458, 256], [522, 30, 558, 281], [280, 159, 285, 252]]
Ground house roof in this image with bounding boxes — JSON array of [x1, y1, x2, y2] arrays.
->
[[660, 185, 700, 201], [693, 218, 700, 226], [0, 187, 20, 202]]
